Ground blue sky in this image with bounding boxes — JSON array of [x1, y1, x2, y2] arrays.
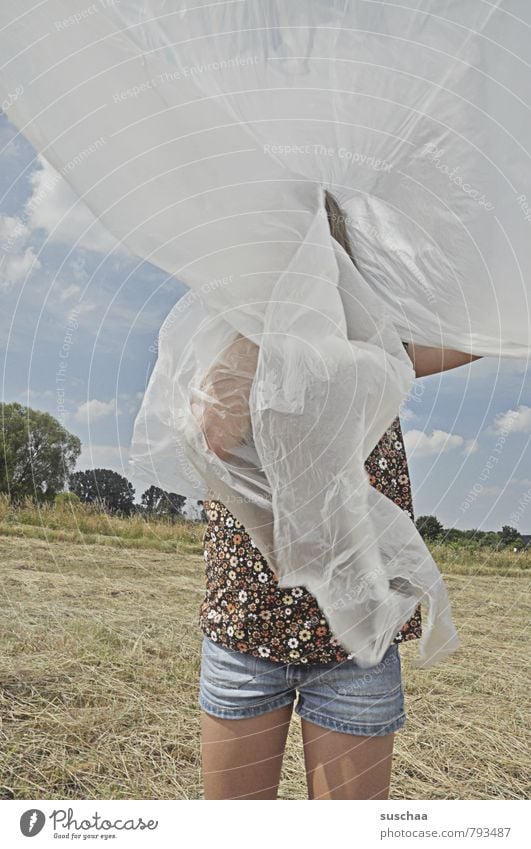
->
[[1, 114, 530, 531]]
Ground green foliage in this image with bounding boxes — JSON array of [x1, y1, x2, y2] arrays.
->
[[0, 402, 81, 503], [499, 525, 522, 547], [416, 514, 444, 541], [140, 485, 186, 522], [0, 492, 528, 568], [54, 491, 81, 509], [414, 515, 528, 553], [0, 492, 205, 553], [69, 468, 135, 516]]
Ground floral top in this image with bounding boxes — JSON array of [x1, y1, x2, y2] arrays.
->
[[198, 411, 422, 665]]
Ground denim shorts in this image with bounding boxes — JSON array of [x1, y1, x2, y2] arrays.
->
[[198, 635, 406, 736]]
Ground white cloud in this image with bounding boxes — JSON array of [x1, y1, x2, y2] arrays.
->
[[75, 398, 117, 422], [404, 428, 465, 458], [57, 283, 82, 301], [0, 246, 41, 285], [492, 405, 531, 435], [15, 388, 56, 409], [75, 443, 130, 474], [477, 485, 503, 497], [24, 155, 125, 255], [399, 405, 417, 422], [463, 438, 479, 455], [0, 213, 30, 245], [116, 391, 146, 416], [0, 213, 41, 286]]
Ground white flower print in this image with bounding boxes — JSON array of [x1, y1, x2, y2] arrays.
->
[[200, 438, 422, 665]]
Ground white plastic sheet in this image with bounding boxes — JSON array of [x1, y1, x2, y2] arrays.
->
[[1, 1, 529, 668]]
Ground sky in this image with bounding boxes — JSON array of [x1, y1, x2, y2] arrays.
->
[[1, 114, 530, 532]]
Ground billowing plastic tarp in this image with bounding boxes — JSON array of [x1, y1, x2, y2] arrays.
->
[[1, 1, 529, 668]]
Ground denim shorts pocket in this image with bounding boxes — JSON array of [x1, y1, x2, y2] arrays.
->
[[321, 643, 402, 697], [201, 636, 259, 690]]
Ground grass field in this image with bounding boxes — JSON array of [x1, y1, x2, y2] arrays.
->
[[1, 501, 530, 800]]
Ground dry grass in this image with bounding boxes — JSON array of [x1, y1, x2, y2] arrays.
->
[[431, 542, 531, 577], [0, 524, 529, 800], [0, 494, 205, 554]]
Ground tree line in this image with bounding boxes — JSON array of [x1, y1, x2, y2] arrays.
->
[[0, 401, 207, 521], [415, 514, 528, 550], [0, 401, 527, 542]]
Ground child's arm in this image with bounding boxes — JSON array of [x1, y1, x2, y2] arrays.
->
[[195, 338, 484, 460], [191, 333, 259, 461], [404, 341, 483, 378]]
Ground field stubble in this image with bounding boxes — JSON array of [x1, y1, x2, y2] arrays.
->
[[0, 504, 529, 800]]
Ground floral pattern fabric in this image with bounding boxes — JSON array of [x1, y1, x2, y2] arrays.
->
[[198, 414, 422, 665]]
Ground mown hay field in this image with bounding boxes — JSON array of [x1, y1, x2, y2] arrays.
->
[[0, 503, 530, 800]]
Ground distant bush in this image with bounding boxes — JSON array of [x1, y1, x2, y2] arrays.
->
[[54, 491, 81, 508]]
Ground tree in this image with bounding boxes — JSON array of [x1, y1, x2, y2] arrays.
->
[[69, 468, 135, 515], [197, 500, 208, 522], [481, 530, 502, 549], [162, 491, 186, 522], [141, 485, 186, 523], [141, 485, 164, 513], [499, 525, 522, 548], [416, 514, 444, 542], [0, 402, 81, 503]]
